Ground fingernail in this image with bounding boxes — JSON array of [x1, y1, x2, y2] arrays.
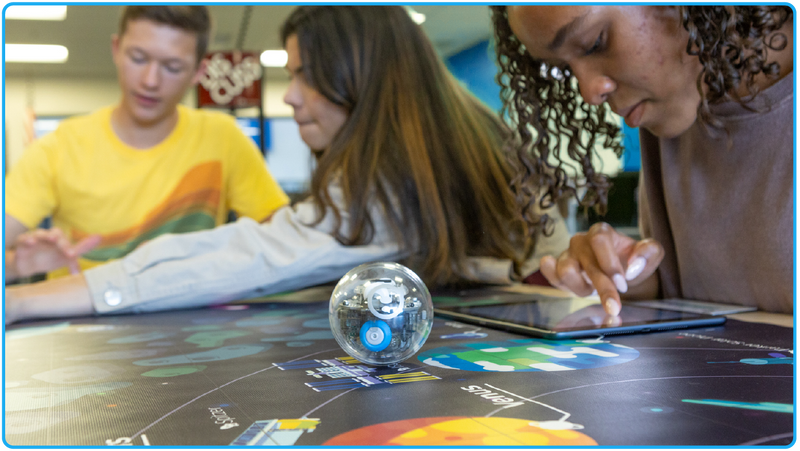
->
[[612, 274, 628, 293], [581, 271, 593, 286], [603, 298, 621, 316], [625, 257, 646, 280]]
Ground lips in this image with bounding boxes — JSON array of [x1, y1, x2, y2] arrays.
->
[[134, 93, 159, 108], [616, 101, 645, 128]]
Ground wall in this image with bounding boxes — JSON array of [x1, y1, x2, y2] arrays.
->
[[5, 77, 118, 168], [446, 40, 502, 113]]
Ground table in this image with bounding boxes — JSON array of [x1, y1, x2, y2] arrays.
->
[[4, 285, 794, 446]]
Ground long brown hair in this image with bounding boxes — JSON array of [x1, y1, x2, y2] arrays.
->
[[491, 5, 791, 226], [280, 6, 531, 286]]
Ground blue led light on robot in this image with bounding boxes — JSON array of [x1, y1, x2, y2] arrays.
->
[[329, 262, 434, 365]]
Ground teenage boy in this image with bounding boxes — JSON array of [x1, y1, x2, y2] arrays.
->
[[5, 6, 289, 282]]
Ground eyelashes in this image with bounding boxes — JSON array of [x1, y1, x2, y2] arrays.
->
[[584, 31, 606, 56]]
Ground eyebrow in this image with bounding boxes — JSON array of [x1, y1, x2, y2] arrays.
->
[[547, 11, 590, 51]]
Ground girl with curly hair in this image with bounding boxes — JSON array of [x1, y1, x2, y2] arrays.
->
[[5, 6, 569, 324], [491, 5, 793, 315]]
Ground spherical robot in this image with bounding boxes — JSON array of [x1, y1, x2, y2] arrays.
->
[[329, 262, 434, 365]]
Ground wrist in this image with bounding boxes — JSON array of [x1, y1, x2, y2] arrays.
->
[[5, 249, 22, 281], [5, 286, 24, 324]]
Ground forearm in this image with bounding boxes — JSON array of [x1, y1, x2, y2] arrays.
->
[[5, 213, 31, 282], [5, 274, 94, 324], [83, 215, 405, 315], [5, 249, 21, 282]]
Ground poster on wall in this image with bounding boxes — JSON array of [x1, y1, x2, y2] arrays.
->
[[197, 51, 263, 109]]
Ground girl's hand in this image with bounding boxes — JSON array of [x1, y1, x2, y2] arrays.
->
[[539, 222, 664, 316]]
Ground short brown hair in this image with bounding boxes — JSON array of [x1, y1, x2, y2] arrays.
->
[[119, 5, 211, 64]]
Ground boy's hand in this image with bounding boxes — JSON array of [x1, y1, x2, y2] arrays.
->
[[13, 228, 101, 277]]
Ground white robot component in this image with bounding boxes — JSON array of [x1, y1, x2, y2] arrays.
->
[[363, 278, 408, 320], [329, 262, 433, 365]]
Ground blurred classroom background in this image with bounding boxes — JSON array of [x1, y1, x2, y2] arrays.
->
[[4, 5, 640, 234]]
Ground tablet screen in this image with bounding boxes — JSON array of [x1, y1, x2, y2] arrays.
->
[[436, 297, 712, 335]]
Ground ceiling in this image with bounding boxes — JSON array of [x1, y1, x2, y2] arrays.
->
[[4, 5, 495, 80]]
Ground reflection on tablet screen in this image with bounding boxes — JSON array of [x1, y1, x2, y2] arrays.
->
[[446, 298, 702, 333]]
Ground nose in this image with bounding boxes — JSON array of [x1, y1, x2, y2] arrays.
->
[[571, 63, 616, 105], [141, 62, 160, 90], [283, 78, 302, 109]]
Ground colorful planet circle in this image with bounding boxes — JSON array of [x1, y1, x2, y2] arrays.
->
[[418, 338, 639, 372], [323, 416, 597, 446]]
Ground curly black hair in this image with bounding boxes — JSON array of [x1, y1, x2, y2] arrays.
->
[[683, 6, 792, 128], [491, 5, 791, 234]]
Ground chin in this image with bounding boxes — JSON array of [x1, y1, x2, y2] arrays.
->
[[645, 125, 682, 139], [300, 135, 328, 151], [645, 115, 698, 139]]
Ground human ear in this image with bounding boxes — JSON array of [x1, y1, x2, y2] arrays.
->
[[190, 58, 207, 85], [110, 34, 120, 60]]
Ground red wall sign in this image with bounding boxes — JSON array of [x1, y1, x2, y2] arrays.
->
[[198, 51, 263, 108]]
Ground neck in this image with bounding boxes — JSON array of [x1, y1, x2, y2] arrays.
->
[[110, 106, 179, 150]]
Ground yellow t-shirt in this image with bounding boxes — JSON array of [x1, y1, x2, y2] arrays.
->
[[5, 105, 289, 276]]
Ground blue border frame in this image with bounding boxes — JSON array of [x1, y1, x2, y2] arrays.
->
[[0, 0, 800, 450]]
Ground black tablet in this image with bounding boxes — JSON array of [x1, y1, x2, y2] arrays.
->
[[434, 295, 726, 339]]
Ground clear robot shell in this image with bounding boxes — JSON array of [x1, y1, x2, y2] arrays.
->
[[328, 262, 434, 365]]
